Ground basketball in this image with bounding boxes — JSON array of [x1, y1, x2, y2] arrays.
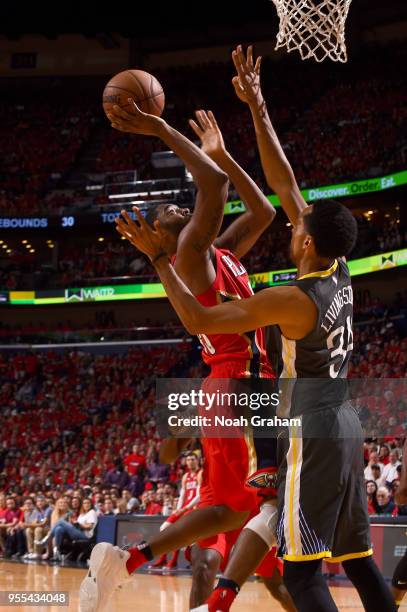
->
[[102, 69, 165, 118]]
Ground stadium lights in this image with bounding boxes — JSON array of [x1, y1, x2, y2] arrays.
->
[[2, 245, 7, 249], [25, 244, 31, 249], [29, 249, 35, 253], [22, 240, 27, 244], [0, 240, 3, 244], [286, 222, 291, 227], [98, 237, 105, 242], [367, 210, 374, 214], [6, 249, 11, 254], [108, 189, 181, 199]]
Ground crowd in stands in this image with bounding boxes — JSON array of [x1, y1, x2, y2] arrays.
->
[[0, 43, 405, 216], [0, 288, 405, 564]]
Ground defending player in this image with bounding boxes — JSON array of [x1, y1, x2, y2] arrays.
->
[[120, 45, 397, 612], [80, 103, 277, 611], [392, 439, 407, 610]]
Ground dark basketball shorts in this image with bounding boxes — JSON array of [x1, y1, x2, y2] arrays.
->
[[276, 402, 372, 563]]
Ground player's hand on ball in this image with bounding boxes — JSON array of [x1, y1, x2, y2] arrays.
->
[[232, 45, 263, 106], [115, 207, 165, 262], [189, 110, 226, 159], [107, 98, 165, 136]]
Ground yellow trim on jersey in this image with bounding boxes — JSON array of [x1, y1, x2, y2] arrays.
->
[[297, 259, 338, 280], [288, 428, 298, 555], [284, 551, 332, 562], [325, 548, 373, 563], [244, 426, 258, 476]]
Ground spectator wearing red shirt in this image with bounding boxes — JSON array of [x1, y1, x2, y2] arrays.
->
[[3, 497, 24, 557], [124, 443, 146, 476], [142, 491, 162, 516]]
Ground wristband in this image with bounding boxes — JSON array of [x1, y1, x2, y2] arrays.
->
[[152, 251, 168, 265]]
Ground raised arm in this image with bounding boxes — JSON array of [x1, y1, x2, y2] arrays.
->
[[232, 45, 307, 227], [115, 208, 317, 340], [189, 110, 275, 258], [108, 102, 228, 274]]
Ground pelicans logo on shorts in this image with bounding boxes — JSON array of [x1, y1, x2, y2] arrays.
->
[[246, 467, 278, 497]]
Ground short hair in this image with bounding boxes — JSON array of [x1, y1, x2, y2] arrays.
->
[[304, 200, 358, 258]]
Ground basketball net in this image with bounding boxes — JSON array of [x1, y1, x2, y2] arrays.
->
[[271, 0, 352, 62]]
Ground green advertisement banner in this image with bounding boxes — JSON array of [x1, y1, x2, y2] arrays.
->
[[224, 169, 407, 214], [6, 248, 407, 305]]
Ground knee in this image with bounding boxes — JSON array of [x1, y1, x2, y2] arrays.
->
[[213, 505, 249, 530], [192, 555, 219, 587]]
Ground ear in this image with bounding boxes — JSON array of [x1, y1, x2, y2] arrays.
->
[[303, 234, 313, 249]]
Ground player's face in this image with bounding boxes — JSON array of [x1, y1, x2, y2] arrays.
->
[[289, 207, 313, 264], [186, 455, 197, 470], [158, 204, 192, 235]]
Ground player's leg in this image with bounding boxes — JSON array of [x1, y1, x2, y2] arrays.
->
[[79, 505, 249, 612], [342, 556, 397, 612], [262, 567, 296, 612], [126, 504, 249, 573], [328, 406, 396, 612], [189, 544, 222, 608], [392, 550, 407, 610], [283, 560, 338, 612], [277, 414, 350, 611], [204, 500, 278, 611]]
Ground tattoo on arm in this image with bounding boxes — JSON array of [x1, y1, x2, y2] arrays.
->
[[192, 209, 223, 253], [227, 224, 251, 250]]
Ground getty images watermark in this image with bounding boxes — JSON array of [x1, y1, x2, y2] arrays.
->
[[155, 379, 304, 437], [166, 388, 301, 430]]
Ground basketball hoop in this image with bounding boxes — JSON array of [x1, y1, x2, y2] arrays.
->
[[271, 0, 352, 62]]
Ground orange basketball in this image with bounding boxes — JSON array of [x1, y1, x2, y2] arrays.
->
[[102, 69, 165, 118]]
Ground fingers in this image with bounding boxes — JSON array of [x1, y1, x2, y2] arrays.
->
[[255, 55, 262, 75], [207, 110, 219, 128], [232, 76, 245, 96], [189, 118, 204, 139], [132, 206, 148, 228], [195, 109, 211, 131], [109, 103, 136, 121], [247, 45, 254, 68]]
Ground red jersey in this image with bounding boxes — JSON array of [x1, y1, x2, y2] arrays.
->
[[183, 469, 201, 507], [195, 248, 273, 376]]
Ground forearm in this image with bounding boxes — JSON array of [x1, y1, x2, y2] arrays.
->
[[249, 98, 294, 188], [249, 98, 306, 224], [157, 122, 227, 189], [211, 149, 274, 218], [176, 489, 185, 510]]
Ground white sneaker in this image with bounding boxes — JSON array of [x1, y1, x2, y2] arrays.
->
[[79, 543, 130, 612], [190, 607, 211, 612]]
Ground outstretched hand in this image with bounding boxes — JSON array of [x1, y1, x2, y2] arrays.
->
[[189, 110, 226, 159], [232, 44, 263, 106], [107, 99, 165, 137], [115, 207, 165, 262]]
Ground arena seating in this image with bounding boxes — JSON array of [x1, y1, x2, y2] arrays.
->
[[0, 43, 405, 216]]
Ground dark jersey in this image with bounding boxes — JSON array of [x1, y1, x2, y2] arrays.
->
[[281, 258, 353, 379], [277, 259, 353, 417]]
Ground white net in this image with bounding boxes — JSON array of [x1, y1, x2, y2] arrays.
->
[[271, 0, 352, 62]]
